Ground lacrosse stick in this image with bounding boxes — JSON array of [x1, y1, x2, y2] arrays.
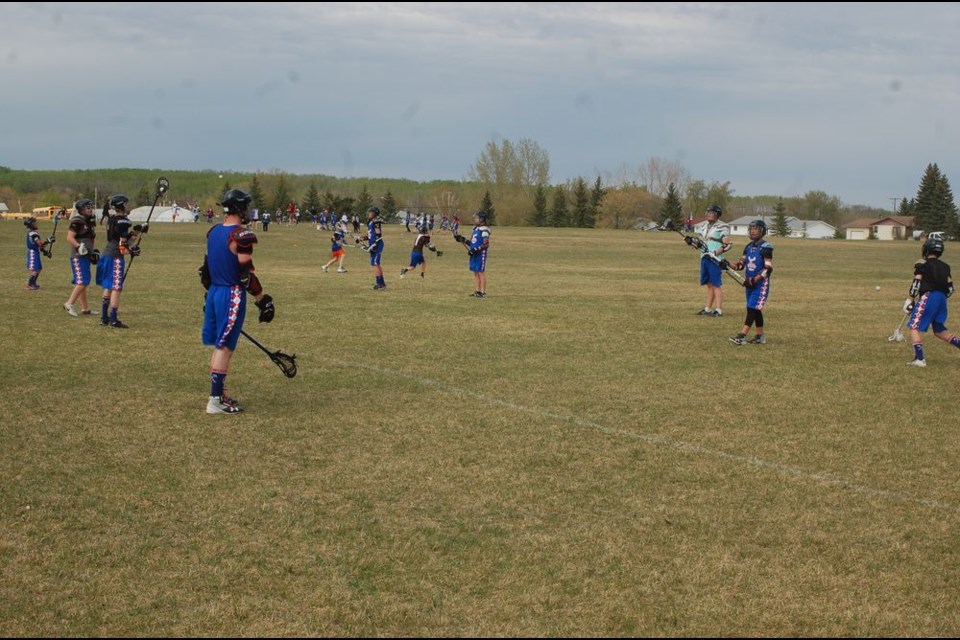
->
[[241, 330, 298, 378], [41, 213, 60, 258], [662, 219, 746, 286], [888, 312, 908, 342], [121, 176, 169, 286]]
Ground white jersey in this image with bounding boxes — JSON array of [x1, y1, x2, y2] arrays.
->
[[700, 221, 729, 256]]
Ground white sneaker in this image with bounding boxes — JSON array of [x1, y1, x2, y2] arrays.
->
[[337, 268, 347, 273], [206, 395, 244, 414], [322, 265, 328, 273], [908, 359, 927, 367], [63, 302, 79, 317], [400, 268, 408, 278]]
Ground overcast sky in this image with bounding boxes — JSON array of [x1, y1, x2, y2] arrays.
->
[[3, 2, 959, 209]]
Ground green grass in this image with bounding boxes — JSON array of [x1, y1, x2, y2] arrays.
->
[[2, 220, 959, 636]]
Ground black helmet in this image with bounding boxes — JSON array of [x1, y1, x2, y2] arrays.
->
[[474, 210, 488, 223], [748, 219, 767, 237], [75, 198, 94, 212], [23, 217, 37, 228], [367, 205, 381, 217], [111, 194, 129, 212], [706, 204, 723, 216], [923, 238, 944, 258], [221, 189, 252, 216]]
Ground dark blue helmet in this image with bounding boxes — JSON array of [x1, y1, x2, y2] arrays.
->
[[75, 198, 94, 212], [221, 189, 252, 215], [367, 205, 381, 217], [749, 219, 767, 237], [474, 210, 488, 223], [23, 217, 37, 228], [110, 194, 130, 212], [706, 204, 723, 216], [923, 238, 944, 258]]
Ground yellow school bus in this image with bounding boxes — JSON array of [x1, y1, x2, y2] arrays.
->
[[31, 206, 66, 220]]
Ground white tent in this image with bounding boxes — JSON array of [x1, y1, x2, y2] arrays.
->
[[128, 205, 199, 223]]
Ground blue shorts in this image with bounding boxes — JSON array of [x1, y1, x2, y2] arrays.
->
[[700, 257, 722, 287], [746, 278, 770, 310], [369, 247, 383, 267], [469, 250, 486, 273], [27, 250, 42, 272], [202, 285, 246, 351], [96, 255, 125, 291], [908, 290, 949, 333], [409, 251, 425, 267], [70, 256, 91, 285]]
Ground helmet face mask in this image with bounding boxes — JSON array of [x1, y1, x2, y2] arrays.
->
[[24, 217, 37, 229], [706, 204, 723, 217], [748, 219, 767, 239], [75, 198, 94, 213], [367, 206, 381, 218], [474, 210, 488, 224], [111, 194, 130, 214]]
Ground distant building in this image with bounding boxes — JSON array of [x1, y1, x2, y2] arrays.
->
[[843, 216, 914, 240], [726, 215, 837, 239]]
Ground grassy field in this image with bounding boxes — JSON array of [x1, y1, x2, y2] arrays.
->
[[2, 219, 959, 636]]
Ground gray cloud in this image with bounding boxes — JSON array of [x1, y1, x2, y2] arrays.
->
[[2, 2, 959, 207]]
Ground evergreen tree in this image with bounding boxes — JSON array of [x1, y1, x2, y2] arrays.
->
[[270, 174, 290, 214], [773, 198, 791, 238], [479, 190, 496, 225], [529, 184, 548, 226], [659, 182, 683, 226], [914, 163, 958, 234], [249, 174, 266, 213], [571, 178, 591, 228], [899, 197, 914, 216], [381, 190, 398, 217], [549, 186, 568, 227], [590, 176, 606, 223], [355, 184, 374, 217], [303, 183, 322, 216]]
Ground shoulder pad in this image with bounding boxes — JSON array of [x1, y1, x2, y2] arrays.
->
[[231, 228, 258, 253]]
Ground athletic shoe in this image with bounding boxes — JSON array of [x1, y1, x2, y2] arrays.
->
[[711, 310, 723, 318], [108, 320, 129, 329], [696, 309, 712, 316], [470, 291, 483, 297], [80, 309, 93, 315], [322, 265, 329, 273], [420, 272, 425, 278], [25, 284, 40, 291], [372, 284, 385, 290], [337, 268, 347, 273], [747, 335, 766, 345], [908, 359, 927, 367], [400, 268, 408, 278], [63, 302, 79, 317], [207, 395, 244, 414], [729, 334, 747, 345]]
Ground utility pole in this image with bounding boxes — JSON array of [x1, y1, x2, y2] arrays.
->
[[890, 197, 899, 216]]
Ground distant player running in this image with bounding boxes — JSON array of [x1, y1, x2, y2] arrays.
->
[[322, 222, 349, 273], [401, 220, 442, 278], [903, 237, 960, 367]]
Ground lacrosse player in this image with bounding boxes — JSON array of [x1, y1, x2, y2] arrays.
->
[[63, 199, 98, 317], [695, 204, 732, 317], [903, 237, 960, 367], [728, 220, 773, 345], [322, 221, 348, 273], [454, 211, 490, 298], [200, 189, 275, 414], [96, 194, 145, 328], [400, 220, 442, 279], [23, 217, 53, 291], [365, 206, 386, 290]]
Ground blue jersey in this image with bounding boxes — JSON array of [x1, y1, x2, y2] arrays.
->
[[742, 239, 774, 310], [367, 219, 383, 253], [26, 230, 42, 271], [742, 240, 773, 278], [332, 229, 345, 252], [207, 224, 243, 286], [469, 225, 490, 273]]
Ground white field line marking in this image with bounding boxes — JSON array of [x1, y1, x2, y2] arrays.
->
[[330, 358, 959, 514]]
